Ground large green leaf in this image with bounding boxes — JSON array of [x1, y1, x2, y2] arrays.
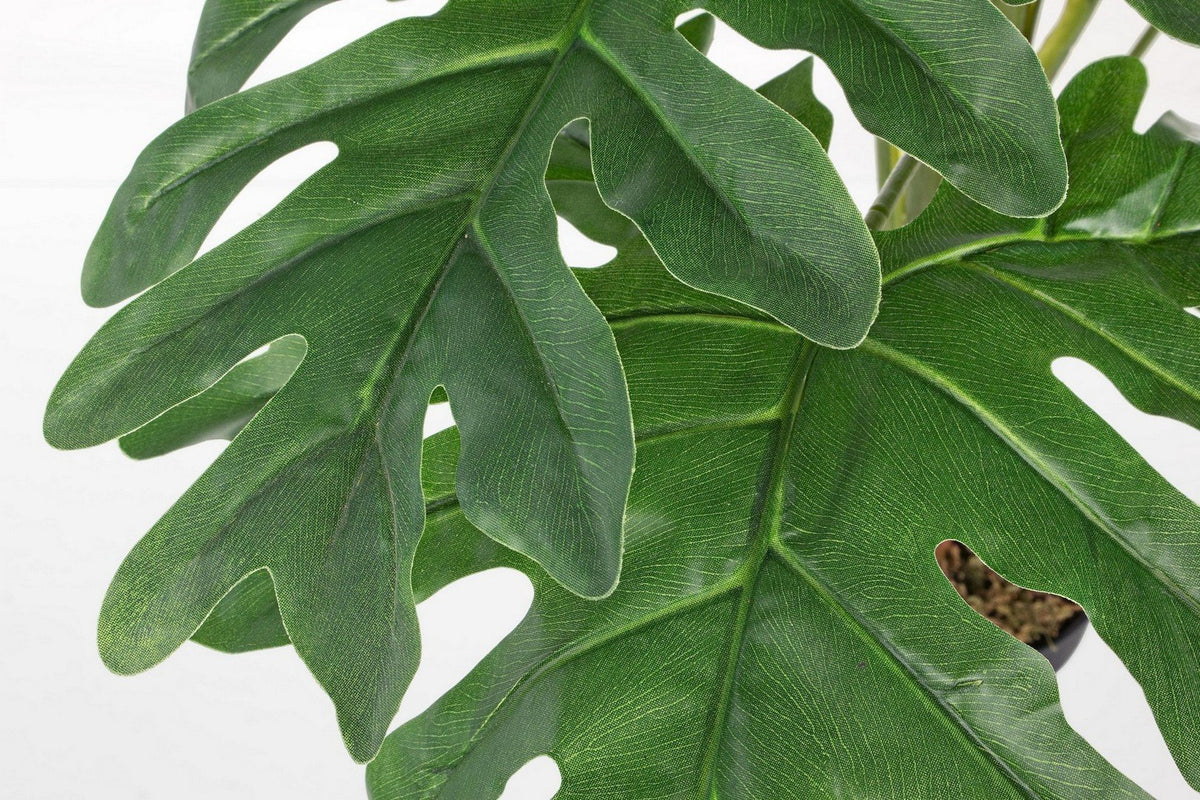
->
[[1126, 0, 1200, 45], [116, 44, 827, 468], [196, 57, 1200, 794], [187, 0, 341, 111], [45, 0, 1078, 767], [183, 0, 1067, 220], [369, 57, 1200, 795], [174, 52, 838, 659]]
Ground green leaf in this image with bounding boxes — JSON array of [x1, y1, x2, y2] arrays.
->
[[118, 335, 306, 459], [361, 57, 1200, 795], [143, 57, 842, 677], [105, 54, 830, 468], [675, 12, 716, 55], [182, 0, 1067, 219], [1125, 0, 1200, 45], [757, 57, 833, 152], [50, 0, 1075, 766], [188, 0, 342, 111]]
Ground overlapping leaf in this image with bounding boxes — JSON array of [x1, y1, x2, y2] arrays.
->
[[135, 46, 836, 664], [359, 57, 1200, 796], [44, 0, 1070, 762], [187, 0, 342, 110], [121, 49, 835, 661], [197, 58, 1200, 795], [47, 0, 1071, 766], [1126, 0, 1200, 45], [117, 335, 306, 459], [184, 0, 1067, 218]]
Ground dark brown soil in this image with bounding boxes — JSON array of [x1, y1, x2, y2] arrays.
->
[[935, 540, 1083, 647]]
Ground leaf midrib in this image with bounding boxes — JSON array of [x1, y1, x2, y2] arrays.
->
[[412, 323, 1053, 797], [860, 337, 1200, 619], [694, 341, 815, 798], [767, 545, 1047, 800], [959, 258, 1200, 406], [145, 42, 562, 210], [880, 222, 1200, 286]]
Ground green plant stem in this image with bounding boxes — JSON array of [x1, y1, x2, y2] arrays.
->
[[1018, 1, 1043, 40], [900, 165, 944, 224], [1037, 0, 1100, 81], [866, 154, 921, 230], [875, 139, 899, 190], [995, 0, 1042, 41], [1130, 26, 1160, 59]]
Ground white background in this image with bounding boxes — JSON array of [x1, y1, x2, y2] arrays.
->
[[3, 1, 1200, 797]]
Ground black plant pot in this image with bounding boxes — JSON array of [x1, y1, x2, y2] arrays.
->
[[1036, 612, 1089, 671]]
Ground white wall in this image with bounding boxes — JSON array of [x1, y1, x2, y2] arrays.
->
[[2, 1, 1199, 797]]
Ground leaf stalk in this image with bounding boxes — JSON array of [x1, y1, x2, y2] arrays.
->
[[995, 0, 1043, 41], [1130, 26, 1160, 59], [866, 154, 921, 230], [875, 139, 900, 190], [1038, 0, 1100, 81]]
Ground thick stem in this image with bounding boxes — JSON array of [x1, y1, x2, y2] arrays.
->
[[1017, 1, 1043, 41], [875, 139, 899, 190], [1038, 0, 1100, 82], [996, 0, 1043, 41], [897, 164, 943, 226], [1130, 25, 1160, 59], [866, 154, 921, 230]]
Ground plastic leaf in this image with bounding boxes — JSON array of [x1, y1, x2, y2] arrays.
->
[[355, 58, 1200, 795]]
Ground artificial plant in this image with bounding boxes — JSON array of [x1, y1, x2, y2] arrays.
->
[[45, 0, 1200, 796]]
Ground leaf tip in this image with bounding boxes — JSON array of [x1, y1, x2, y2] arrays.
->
[[337, 707, 390, 765], [116, 434, 153, 461], [564, 555, 623, 601], [43, 392, 83, 452], [96, 624, 154, 678], [80, 255, 125, 309], [677, 12, 717, 55]]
